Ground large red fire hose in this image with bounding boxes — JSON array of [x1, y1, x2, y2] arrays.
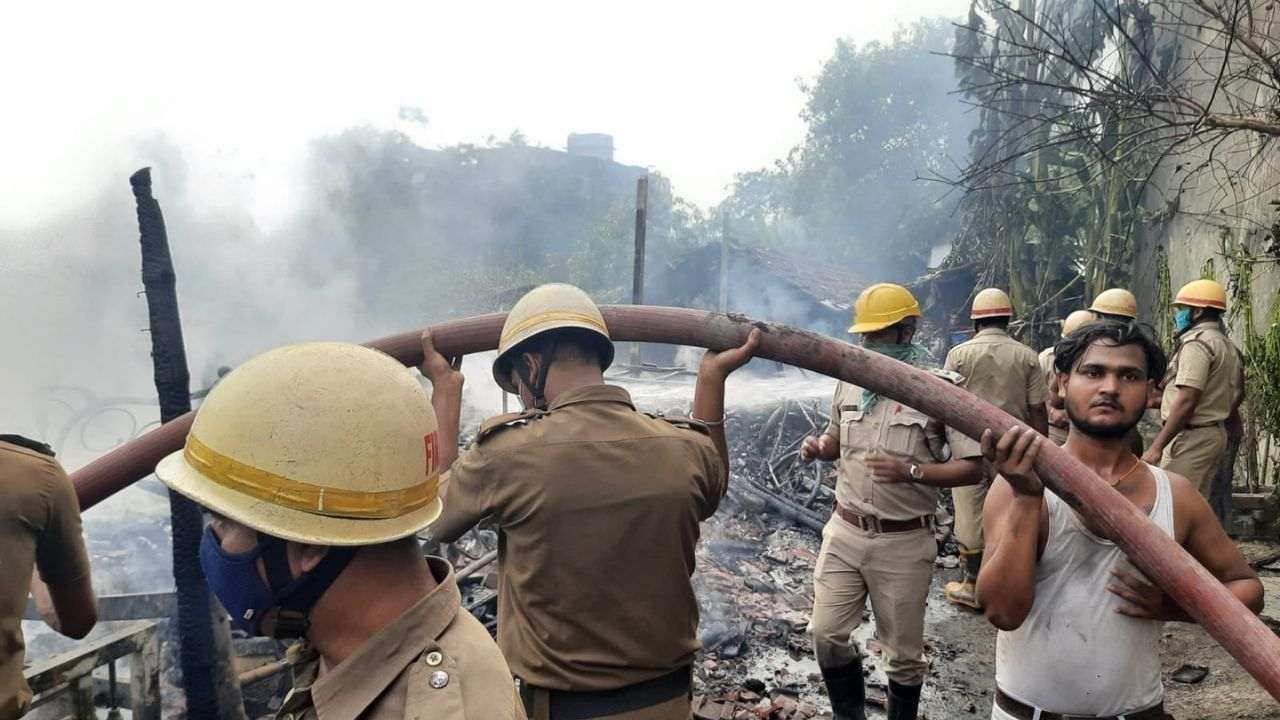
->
[[71, 306, 1280, 699]]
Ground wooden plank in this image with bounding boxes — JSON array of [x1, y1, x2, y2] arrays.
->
[[1233, 492, 1271, 510], [25, 591, 177, 622], [130, 623, 162, 720]]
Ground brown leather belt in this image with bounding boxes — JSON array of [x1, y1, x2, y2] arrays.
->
[[995, 688, 1168, 720], [834, 503, 930, 533], [1185, 421, 1224, 430]]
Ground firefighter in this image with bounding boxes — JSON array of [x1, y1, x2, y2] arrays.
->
[[1039, 310, 1097, 445], [1089, 288, 1140, 322], [420, 283, 759, 720], [2, 436, 97, 720], [800, 283, 983, 720], [1144, 279, 1245, 497], [941, 288, 1048, 610], [155, 342, 525, 719]]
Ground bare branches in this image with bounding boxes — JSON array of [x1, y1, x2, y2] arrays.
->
[[949, 0, 1279, 194], [1204, 113, 1280, 135]]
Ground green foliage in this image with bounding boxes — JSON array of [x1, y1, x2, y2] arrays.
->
[[722, 17, 975, 281], [949, 0, 1163, 347], [1200, 256, 1217, 281], [1154, 248, 1174, 347]]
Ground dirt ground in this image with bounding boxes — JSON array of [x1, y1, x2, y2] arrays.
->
[[693, 495, 1280, 720]]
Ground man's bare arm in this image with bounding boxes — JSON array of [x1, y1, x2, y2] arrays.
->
[[977, 480, 1045, 630], [919, 458, 983, 488], [1145, 385, 1202, 464], [974, 427, 1048, 630], [1109, 473, 1262, 622], [420, 332, 465, 473], [693, 329, 761, 473], [1173, 475, 1263, 617], [31, 569, 96, 639]]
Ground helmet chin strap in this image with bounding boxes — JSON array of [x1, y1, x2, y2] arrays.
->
[[514, 338, 557, 411], [259, 540, 358, 639]]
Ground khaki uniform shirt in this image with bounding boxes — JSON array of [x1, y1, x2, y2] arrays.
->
[[1, 439, 91, 720], [1161, 322, 1243, 426], [277, 557, 524, 720], [944, 328, 1049, 423], [823, 375, 983, 521], [430, 385, 725, 692], [1038, 347, 1056, 386]]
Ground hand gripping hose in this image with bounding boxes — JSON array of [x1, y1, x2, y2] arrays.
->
[[70, 307, 1280, 699]]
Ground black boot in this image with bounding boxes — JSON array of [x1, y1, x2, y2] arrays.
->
[[820, 659, 866, 720], [886, 680, 922, 720]]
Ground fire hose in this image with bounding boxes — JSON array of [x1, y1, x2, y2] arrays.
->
[[70, 306, 1280, 699]]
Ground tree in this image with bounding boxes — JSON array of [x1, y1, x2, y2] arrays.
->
[[724, 17, 977, 281], [947, 0, 1280, 345]]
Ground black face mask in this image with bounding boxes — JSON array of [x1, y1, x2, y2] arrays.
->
[[200, 525, 357, 639]]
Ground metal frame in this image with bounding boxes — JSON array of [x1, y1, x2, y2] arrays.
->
[[25, 620, 160, 720]]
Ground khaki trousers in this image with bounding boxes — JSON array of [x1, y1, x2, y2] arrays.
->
[[809, 516, 936, 685], [1161, 424, 1227, 497], [952, 480, 988, 553]]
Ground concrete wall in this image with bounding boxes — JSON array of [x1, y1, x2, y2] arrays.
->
[[1132, 7, 1280, 343]]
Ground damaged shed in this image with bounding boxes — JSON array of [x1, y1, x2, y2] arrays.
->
[[650, 242, 868, 338]]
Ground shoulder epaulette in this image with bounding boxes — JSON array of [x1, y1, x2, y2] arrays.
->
[[474, 409, 545, 444], [927, 367, 964, 385], [642, 412, 713, 436], [0, 434, 55, 457]]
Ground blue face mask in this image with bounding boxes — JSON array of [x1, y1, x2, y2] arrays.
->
[[1174, 307, 1194, 333], [199, 525, 275, 635]]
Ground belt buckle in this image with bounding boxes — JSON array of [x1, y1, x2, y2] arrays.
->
[[867, 515, 882, 533]]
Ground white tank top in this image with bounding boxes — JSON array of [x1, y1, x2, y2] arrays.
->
[[994, 464, 1174, 716]]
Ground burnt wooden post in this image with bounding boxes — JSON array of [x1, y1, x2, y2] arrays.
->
[[131, 168, 245, 720], [630, 177, 648, 366]]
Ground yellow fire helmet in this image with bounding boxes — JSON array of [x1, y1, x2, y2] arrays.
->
[[1174, 279, 1228, 311], [849, 283, 922, 334], [156, 342, 442, 547], [492, 283, 614, 394], [971, 288, 1014, 320], [1090, 288, 1139, 319], [1061, 309, 1097, 337]]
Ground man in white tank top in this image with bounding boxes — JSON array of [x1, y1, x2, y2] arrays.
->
[[975, 320, 1263, 720]]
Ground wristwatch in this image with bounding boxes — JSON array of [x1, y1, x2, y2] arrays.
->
[[908, 463, 924, 481]]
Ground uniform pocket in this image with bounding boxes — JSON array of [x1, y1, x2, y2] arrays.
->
[[881, 410, 929, 457], [839, 406, 864, 449]]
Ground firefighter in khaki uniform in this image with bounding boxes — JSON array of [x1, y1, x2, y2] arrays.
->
[[940, 288, 1048, 610], [1038, 310, 1097, 446], [800, 284, 983, 720], [1, 436, 97, 720], [1090, 287, 1140, 323], [1144, 279, 1245, 497], [421, 284, 759, 720], [155, 343, 524, 720]]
